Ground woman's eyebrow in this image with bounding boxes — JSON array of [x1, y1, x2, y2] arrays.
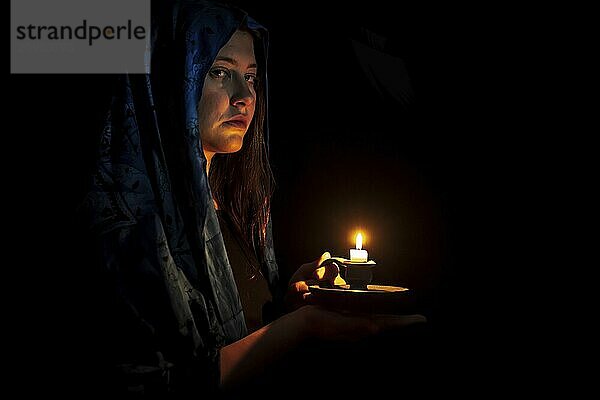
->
[[214, 56, 257, 69]]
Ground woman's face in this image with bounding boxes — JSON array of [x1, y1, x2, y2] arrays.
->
[[198, 30, 257, 155]]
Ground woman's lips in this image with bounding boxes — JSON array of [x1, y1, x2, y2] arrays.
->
[[223, 115, 248, 130], [223, 120, 247, 129]]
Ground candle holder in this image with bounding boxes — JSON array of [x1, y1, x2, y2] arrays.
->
[[310, 254, 416, 314], [308, 283, 415, 314], [324, 258, 376, 290], [340, 260, 376, 289]]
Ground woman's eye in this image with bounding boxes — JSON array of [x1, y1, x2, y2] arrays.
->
[[245, 74, 258, 84], [209, 67, 230, 79]]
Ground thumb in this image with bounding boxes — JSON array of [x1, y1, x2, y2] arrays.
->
[[317, 251, 331, 266], [314, 252, 341, 284]]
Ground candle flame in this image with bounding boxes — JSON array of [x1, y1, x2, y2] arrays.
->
[[356, 233, 363, 250]]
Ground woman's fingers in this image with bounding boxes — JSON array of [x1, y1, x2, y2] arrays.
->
[[317, 251, 331, 266], [291, 251, 331, 282], [292, 280, 310, 294], [313, 259, 343, 286], [306, 307, 428, 341], [285, 251, 339, 311], [333, 274, 347, 285]]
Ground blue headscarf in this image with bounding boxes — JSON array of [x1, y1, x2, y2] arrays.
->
[[79, 0, 277, 395]]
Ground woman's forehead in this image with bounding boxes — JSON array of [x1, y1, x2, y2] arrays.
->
[[216, 30, 256, 66]]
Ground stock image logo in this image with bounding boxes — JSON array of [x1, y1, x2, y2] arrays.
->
[[11, 0, 150, 73]]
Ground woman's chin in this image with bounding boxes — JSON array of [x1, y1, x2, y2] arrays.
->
[[220, 135, 244, 154]]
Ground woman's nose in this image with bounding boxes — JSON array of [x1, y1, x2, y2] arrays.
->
[[230, 75, 255, 108]]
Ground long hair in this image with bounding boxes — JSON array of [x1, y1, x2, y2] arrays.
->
[[208, 36, 274, 263]]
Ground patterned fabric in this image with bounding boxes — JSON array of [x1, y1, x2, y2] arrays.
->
[[78, 0, 278, 395]]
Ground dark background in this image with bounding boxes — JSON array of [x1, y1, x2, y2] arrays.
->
[[8, 0, 546, 394], [226, 1, 509, 346]]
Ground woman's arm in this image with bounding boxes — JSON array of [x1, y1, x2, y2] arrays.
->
[[219, 252, 337, 388], [219, 304, 426, 389], [219, 306, 309, 389]]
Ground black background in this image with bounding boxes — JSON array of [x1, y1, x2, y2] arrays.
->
[[7, 0, 552, 395]]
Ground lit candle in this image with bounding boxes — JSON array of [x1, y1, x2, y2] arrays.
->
[[349, 233, 368, 262]]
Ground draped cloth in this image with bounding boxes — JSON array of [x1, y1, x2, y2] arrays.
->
[[78, 0, 279, 395]]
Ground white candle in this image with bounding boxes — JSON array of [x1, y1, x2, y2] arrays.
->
[[350, 233, 368, 262]]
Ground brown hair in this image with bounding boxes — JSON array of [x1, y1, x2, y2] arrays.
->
[[208, 34, 274, 262]]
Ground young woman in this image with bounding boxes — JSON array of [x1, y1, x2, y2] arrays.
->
[[81, 0, 425, 396]]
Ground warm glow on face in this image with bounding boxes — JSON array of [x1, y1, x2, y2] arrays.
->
[[356, 233, 363, 250]]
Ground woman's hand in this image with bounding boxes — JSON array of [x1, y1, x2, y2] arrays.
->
[[220, 303, 425, 389], [284, 252, 346, 311], [296, 304, 427, 342]]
